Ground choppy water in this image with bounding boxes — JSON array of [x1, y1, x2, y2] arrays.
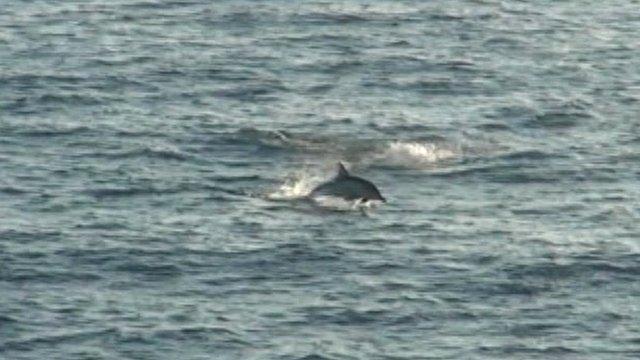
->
[[2, 1, 640, 359]]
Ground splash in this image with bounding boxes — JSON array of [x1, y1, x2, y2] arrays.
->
[[266, 171, 319, 200], [313, 196, 383, 212], [377, 141, 458, 168]]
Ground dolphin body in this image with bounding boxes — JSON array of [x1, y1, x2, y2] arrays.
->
[[309, 163, 386, 203]]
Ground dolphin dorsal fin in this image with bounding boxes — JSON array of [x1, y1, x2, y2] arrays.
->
[[337, 162, 349, 178]]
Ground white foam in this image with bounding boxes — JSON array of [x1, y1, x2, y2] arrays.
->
[[266, 171, 319, 200], [312, 195, 382, 211], [377, 141, 458, 168]]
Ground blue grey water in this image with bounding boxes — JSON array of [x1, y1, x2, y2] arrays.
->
[[1, 1, 640, 359]]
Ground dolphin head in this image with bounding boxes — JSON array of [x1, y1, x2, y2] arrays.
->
[[357, 179, 386, 203]]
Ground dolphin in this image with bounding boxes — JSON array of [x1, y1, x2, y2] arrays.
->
[[309, 162, 386, 203]]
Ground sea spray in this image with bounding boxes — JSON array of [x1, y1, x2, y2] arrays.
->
[[376, 141, 459, 168]]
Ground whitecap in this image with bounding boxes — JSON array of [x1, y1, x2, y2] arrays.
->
[[376, 141, 459, 168]]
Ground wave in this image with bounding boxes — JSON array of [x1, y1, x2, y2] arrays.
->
[[212, 80, 289, 102], [0, 229, 63, 243], [430, 163, 562, 184], [86, 186, 167, 198], [92, 145, 191, 161], [293, 3, 419, 23], [0, 186, 29, 195], [525, 111, 593, 129], [375, 141, 459, 168], [36, 93, 104, 106], [0, 73, 86, 87], [84, 181, 242, 199], [497, 149, 563, 161], [302, 12, 368, 24], [3, 268, 102, 283], [233, 127, 296, 148], [296, 354, 333, 360], [153, 326, 245, 341], [3, 328, 118, 351], [229, 127, 339, 154], [7, 124, 91, 137]]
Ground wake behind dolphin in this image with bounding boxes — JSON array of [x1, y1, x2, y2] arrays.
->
[[309, 162, 386, 203]]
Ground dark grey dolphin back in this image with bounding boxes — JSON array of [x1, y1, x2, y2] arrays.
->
[[310, 162, 386, 202]]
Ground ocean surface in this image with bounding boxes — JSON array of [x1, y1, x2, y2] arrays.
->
[[1, 1, 640, 359]]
